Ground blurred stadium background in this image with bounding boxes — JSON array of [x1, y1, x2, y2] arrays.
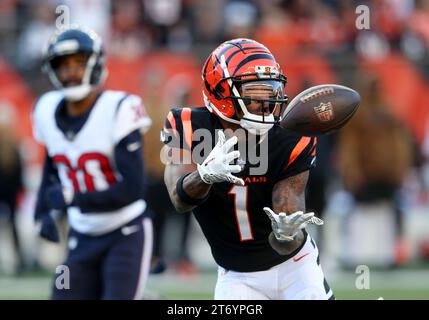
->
[[1, 0, 429, 300]]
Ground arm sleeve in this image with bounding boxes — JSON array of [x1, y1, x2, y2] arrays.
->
[[73, 129, 145, 213], [276, 136, 317, 182], [34, 153, 60, 221]]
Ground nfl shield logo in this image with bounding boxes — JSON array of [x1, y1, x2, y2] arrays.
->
[[314, 102, 334, 122]]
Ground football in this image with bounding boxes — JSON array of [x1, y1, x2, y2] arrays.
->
[[279, 84, 361, 136]]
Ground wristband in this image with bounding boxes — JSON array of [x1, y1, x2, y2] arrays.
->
[[176, 173, 209, 206]]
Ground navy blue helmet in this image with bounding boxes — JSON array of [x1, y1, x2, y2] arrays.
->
[[43, 25, 107, 101]]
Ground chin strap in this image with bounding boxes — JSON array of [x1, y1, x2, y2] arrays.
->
[[61, 84, 93, 101]]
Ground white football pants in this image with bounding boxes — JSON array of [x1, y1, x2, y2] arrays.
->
[[214, 234, 334, 300]]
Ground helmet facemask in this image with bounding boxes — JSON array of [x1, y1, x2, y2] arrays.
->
[[46, 52, 106, 102], [216, 55, 288, 135], [43, 26, 107, 102]]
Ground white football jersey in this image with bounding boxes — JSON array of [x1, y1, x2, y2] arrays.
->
[[32, 90, 152, 235]]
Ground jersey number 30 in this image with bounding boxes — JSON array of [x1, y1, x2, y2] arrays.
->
[[228, 185, 254, 241], [53, 153, 116, 192]]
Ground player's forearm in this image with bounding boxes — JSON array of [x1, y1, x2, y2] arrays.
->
[[74, 130, 145, 213], [268, 230, 304, 255], [170, 192, 193, 213], [172, 170, 212, 213], [269, 171, 309, 254], [272, 172, 308, 214], [183, 170, 212, 199], [73, 181, 143, 212], [165, 161, 212, 213], [73, 164, 144, 212]]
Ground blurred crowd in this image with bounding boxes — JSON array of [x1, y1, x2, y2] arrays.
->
[[1, 0, 429, 274]]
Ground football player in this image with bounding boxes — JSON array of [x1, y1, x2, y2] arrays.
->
[[162, 38, 334, 300], [32, 26, 153, 299]]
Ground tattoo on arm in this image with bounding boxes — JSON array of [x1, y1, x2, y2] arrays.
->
[[164, 147, 212, 213], [182, 171, 211, 199], [269, 170, 309, 255], [272, 170, 308, 214]]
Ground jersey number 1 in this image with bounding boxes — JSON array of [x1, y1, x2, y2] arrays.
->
[[228, 185, 254, 241]]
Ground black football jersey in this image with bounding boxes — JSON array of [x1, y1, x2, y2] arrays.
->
[[162, 106, 316, 272]]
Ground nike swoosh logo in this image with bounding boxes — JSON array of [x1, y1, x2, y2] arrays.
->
[[127, 141, 141, 152], [293, 252, 310, 262], [121, 224, 140, 236]]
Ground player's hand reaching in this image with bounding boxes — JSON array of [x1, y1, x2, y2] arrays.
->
[[197, 131, 244, 186], [263, 207, 324, 242]]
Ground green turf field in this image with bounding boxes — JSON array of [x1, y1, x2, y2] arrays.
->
[[0, 268, 428, 300]]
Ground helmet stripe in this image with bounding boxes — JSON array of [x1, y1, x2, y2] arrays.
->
[[232, 53, 276, 75], [217, 39, 256, 57], [225, 46, 268, 65], [213, 45, 269, 69], [212, 44, 240, 69], [202, 58, 213, 93]]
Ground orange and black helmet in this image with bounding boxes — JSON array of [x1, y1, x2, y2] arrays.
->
[[202, 38, 288, 133]]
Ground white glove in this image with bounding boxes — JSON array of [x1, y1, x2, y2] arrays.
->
[[263, 207, 324, 242], [197, 131, 245, 186]]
